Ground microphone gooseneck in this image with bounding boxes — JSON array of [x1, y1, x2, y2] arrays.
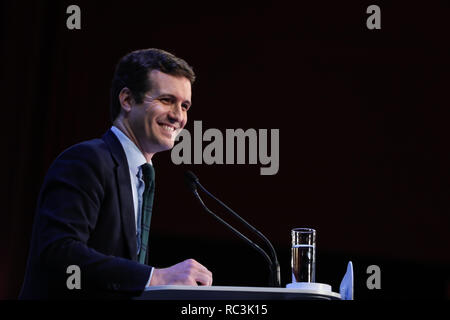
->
[[184, 170, 199, 192], [184, 171, 281, 287]]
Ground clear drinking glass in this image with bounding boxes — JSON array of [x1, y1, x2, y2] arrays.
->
[[291, 228, 316, 283]]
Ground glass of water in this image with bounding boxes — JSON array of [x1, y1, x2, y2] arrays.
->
[[291, 228, 316, 283]]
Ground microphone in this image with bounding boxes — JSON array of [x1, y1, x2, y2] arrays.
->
[[184, 171, 281, 287]]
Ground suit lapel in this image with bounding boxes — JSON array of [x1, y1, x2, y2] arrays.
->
[[102, 129, 137, 261]]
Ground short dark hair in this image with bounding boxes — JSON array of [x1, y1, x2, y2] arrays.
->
[[110, 48, 195, 122]]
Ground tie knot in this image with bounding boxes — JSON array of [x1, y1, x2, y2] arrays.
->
[[141, 163, 155, 184]]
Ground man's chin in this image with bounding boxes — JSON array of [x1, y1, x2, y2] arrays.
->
[[157, 140, 175, 152], [146, 137, 176, 154]]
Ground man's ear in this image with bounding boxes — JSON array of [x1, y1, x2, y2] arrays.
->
[[118, 87, 134, 113]]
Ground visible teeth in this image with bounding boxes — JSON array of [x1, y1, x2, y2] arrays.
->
[[162, 125, 175, 132]]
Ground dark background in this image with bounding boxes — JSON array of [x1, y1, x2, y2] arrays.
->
[[1, 0, 449, 299]]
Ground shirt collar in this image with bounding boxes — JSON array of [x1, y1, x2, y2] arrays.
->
[[110, 126, 150, 177]]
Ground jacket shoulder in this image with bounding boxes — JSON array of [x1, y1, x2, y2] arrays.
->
[[55, 136, 117, 167], [44, 136, 116, 185]]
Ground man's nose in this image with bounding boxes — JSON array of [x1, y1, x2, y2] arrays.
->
[[168, 103, 183, 123]]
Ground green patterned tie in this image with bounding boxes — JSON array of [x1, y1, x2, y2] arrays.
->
[[138, 163, 155, 264]]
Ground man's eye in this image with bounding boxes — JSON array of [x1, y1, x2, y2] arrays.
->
[[182, 104, 190, 110], [160, 98, 171, 103]]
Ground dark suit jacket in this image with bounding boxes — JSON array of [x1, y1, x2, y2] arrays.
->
[[19, 129, 152, 299]]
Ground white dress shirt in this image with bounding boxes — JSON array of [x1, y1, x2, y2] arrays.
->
[[111, 126, 154, 286]]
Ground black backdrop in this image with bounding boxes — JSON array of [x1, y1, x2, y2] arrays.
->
[[1, 0, 449, 299]]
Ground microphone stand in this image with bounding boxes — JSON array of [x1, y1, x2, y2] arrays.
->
[[186, 172, 281, 287]]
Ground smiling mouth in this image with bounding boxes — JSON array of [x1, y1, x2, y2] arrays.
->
[[161, 124, 176, 132], [158, 123, 179, 136]]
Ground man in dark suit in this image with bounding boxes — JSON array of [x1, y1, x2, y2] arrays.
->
[[20, 48, 213, 299]]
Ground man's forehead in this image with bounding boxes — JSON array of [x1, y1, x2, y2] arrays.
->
[[148, 69, 191, 100]]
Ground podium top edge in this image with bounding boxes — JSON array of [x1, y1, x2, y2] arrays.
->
[[144, 285, 341, 299]]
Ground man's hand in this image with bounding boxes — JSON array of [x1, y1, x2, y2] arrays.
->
[[149, 259, 213, 286]]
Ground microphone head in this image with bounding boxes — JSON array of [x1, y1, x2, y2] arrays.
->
[[184, 170, 199, 192]]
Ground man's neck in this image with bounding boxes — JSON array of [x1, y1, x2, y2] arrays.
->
[[112, 118, 154, 162]]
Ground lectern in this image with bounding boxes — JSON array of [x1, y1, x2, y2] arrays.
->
[[136, 285, 341, 300]]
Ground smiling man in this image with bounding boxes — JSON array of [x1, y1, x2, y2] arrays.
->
[[20, 49, 213, 299]]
